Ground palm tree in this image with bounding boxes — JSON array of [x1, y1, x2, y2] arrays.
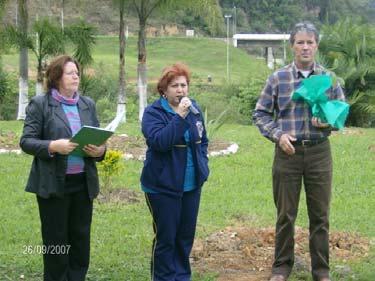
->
[[0, 0, 7, 20], [112, 0, 129, 123], [0, 0, 11, 120], [0, 0, 8, 54], [17, 0, 29, 120], [6, 17, 96, 98], [130, 0, 222, 121], [61, 0, 65, 32], [319, 19, 375, 126], [32, 19, 65, 95], [5, 18, 65, 96], [64, 21, 96, 94]]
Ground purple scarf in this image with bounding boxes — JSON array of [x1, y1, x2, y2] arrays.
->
[[51, 88, 79, 105]]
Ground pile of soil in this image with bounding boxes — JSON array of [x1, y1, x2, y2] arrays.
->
[[191, 226, 371, 281], [97, 188, 141, 204], [107, 135, 146, 159], [106, 135, 231, 160], [0, 131, 19, 150]]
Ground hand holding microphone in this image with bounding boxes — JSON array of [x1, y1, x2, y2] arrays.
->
[[177, 97, 199, 118]]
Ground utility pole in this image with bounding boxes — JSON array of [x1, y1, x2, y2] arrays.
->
[[233, 6, 237, 35], [224, 14, 232, 81]]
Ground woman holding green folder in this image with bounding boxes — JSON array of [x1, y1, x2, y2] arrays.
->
[[20, 55, 106, 281]]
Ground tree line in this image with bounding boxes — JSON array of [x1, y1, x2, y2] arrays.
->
[[219, 0, 375, 34], [0, 0, 374, 126], [0, 0, 222, 122]]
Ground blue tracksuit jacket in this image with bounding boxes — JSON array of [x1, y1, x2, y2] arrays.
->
[[140, 98, 209, 197]]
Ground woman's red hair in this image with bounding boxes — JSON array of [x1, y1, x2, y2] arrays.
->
[[157, 63, 191, 96]]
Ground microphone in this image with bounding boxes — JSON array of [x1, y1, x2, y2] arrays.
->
[[178, 97, 199, 115], [189, 104, 199, 115]]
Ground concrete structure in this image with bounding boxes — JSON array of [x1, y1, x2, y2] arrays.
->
[[233, 34, 290, 69], [186, 29, 194, 37]]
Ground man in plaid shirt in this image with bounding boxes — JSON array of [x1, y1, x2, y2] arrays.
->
[[253, 22, 345, 281]]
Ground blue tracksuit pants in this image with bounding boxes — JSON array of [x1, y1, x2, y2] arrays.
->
[[145, 187, 201, 281]]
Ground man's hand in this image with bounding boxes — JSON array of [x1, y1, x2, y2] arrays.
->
[[312, 117, 330, 128], [49, 139, 78, 155], [82, 144, 106, 158], [279, 134, 297, 155]]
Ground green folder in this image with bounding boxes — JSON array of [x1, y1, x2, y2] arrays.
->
[[70, 126, 114, 157]]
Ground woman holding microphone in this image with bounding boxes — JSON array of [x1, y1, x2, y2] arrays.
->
[[141, 62, 209, 281]]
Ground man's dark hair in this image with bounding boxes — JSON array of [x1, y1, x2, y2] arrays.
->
[[289, 22, 319, 45]]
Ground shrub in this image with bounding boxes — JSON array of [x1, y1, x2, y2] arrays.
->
[[204, 107, 228, 140], [189, 78, 266, 125], [80, 73, 146, 123], [319, 20, 375, 127], [98, 149, 123, 191], [230, 78, 265, 124], [0, 68, 17, 120], [96, 97, 117, 124], [79, 73, 117, 102], [190, 84, 244, 124]]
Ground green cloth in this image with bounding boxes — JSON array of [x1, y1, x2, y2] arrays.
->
[[292, 75, 349, 129]]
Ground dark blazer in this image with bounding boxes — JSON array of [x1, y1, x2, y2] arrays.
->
[[20, 92, 104, 200], [140, 98, 209, 197]]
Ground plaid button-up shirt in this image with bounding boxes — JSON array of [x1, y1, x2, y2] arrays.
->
[[253, 62, 345, 143]]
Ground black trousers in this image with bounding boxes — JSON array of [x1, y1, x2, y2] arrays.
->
[[272, 140, 332, 281], [37, 187, 93, 281]]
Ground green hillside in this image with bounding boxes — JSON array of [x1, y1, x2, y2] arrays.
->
[[2, 36, 270, 85]]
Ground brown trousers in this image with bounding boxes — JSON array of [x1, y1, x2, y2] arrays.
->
[[272, 140, 332, 281]]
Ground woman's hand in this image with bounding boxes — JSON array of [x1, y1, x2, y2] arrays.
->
[[49, 139, 78, 155], [176, 97, 191, 118], [82, 144, 106, 158]]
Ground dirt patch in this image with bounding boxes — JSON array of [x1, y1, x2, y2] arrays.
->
[[332, 127, 364, 136], [0, 133, 233, 159], [191, 226, 371, 281], [105, 135, 232, 160], [107, 135, 147, 159], [0, 131, 19, 150], [97, 188, 141, 204]]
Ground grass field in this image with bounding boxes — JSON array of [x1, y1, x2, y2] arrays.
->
[[0, 121, 374, 280], [1, 36, 270, 86]]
